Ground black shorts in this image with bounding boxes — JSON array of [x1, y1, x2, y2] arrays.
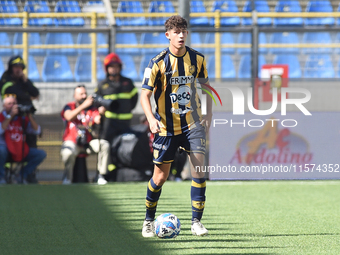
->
[[152, 123, 206, 164]]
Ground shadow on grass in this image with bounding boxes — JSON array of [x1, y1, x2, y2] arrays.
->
[[0, 185, 159, 255]]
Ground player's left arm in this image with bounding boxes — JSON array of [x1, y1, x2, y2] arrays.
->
[[197, 57, 212, 132]]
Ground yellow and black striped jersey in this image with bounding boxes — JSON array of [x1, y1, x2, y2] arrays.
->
[[142, 46, 209, 136]]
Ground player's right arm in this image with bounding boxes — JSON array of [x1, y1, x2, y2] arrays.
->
[[140, 58, 161, 134]]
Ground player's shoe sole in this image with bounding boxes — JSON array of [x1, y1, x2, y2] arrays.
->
[[142, 220, 155, 238], [191, 219, 208, 236]]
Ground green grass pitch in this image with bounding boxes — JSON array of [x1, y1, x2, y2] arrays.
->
[[0, 181, 339, 254]]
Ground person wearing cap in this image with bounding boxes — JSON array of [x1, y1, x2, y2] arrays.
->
[[0, 56, 39, 106], [94, 53, 138, 175], [0, 56, 40, 183]]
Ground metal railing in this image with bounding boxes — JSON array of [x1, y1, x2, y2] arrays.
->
[[1, 11, 340, 80]]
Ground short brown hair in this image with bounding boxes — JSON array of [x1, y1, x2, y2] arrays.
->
[[165, 15, 187, 31]]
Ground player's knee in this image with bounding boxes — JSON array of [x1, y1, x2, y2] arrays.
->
[[153, 173, 168, 186]]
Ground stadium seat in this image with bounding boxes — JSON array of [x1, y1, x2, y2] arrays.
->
[[83, 1, 108, 26], [139, 54, 154, 80], [24, 1, 53, 26], [140, 32, 169, 54], [0, 32, 12, 56], [337, 59, 340, 78], [237, 32, 267, 55], [115, 33, 139, 54], [305, 1, 335, 26], [119, 54, 139, 81], [0, 58, 5, 74], [54, 1, 85, 26], [302, 32, 332, 54], [304, 54, 335, 78], [274, 0, 303, 26], [204, 32, 235, 54], [273, 54, 302, 78], [269, 32, 299, 55], [74, 55, 105, 82], [191, 32, 204, 53], [190, 1, 210, 26], [210, 1, 240, 26], [42, 55, 74, 82], [0, 0, 22, 26], [45, 32, 77, 56], [76, 33, 109, 56], [208, 55, 236, 79], [28, 55, 41, 82], [13, 33, 46, 56], [116, 1, 147, 26], [148, 1, 175, 26], [238, 55, 266, 78], [242, 1, 272, 26]]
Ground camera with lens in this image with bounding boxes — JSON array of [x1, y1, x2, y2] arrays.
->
[[76, 125, 88, 146], [92, 93, 118, 110], [17, 104, 34, 116]]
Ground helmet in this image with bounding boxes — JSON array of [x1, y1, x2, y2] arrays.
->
[[104, 53, 122, 71], [8, 55, 26, 73]]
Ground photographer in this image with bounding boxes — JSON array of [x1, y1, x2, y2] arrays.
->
[[0, 56, 40, 183], [0, 94, 46, 184], [60, 85, 110, 185]]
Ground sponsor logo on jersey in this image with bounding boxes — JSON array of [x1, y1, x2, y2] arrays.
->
[[170, 75, 194, 85], [170, 86, 192, 105]]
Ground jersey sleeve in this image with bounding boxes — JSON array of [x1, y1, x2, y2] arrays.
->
[[61, 105, 71, 120], [142, 59, 160, 91], [197, 56, 209, 85]]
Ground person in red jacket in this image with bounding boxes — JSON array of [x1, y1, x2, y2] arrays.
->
[[60, 85, 110, 185], [0, 94, 46, 184]]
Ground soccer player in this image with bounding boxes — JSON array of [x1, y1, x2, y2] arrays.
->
[[140, 15, 212, 237]]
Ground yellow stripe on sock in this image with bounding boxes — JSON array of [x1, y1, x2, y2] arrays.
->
[[145, 200, 158, 209], [192, 200, 206, 210], [191, 180, 206, 188], [148, 181, 161, 193]]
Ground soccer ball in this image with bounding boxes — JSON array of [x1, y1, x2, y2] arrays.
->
[[154, 213, 181, 239]]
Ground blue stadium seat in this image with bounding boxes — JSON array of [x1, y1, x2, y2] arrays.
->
[[45, 32, 77, 56], [237, 32, 267, 55], [337, 59, 340, 78], [0, 32, 12, 56], [238, 55, 266, 78], [148, 1, 175, 26], [211, 1, 240, 26], [204, 33, 235, 54], [76, 33, 109, 56], [269, 32, 299, 55], [208, 55, 236, 79], [140, 32, 169, 54], [115, 33, 139, 54], [54, 1, 85, 26], [305, 1, 335, 26], [28, 55, 41, 82], [42, 55, 74, 82], [116, 1, 147, 26], [24, 1, 53, 26], [120, 54, 139, 81], [190, 1, 210, 26], [191, 32, 204, 53], [273, 54, 302, 78], [0, 1, 22, 26], [0, 58, 5, 74], [274, 0, 303, 26], [13, 33, 46, 56], [302, 32, 332, 54], [304, 54, 335, 78], [74, 55, 105, 82], [242, 1, 272, 26], [139, 54, 154, 80]]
